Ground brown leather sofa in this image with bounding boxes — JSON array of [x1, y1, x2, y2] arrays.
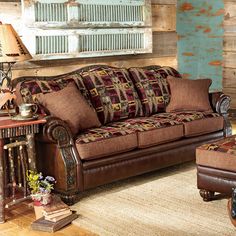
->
[[13, 65, 231, 204]]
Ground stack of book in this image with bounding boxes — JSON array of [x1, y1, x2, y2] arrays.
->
[[31, 196, 78, 232], [42, 196, 72, 222]]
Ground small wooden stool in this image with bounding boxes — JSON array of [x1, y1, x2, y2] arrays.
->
[[0, 117, 46, 223], [196, 135, 236, 201]]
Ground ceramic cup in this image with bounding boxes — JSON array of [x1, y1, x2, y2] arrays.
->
[[19, 103, 38, 118]]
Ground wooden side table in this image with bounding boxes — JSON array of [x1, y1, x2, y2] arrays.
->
[[0, 117, 46, 223]]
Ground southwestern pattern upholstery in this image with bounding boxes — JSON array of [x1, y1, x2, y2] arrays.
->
[[153, 66, 182, 79], [151, 111, 221, 120], [76, 126, 137, 160], [196, 135, 236, 173], [80, 67, 142, 124], [128, 66, 181, 116], [202, 112, 221, 118], [138, 111, 223, 138], [172, 111, 205, 122], [109, 117, 184, 148], [171, 111, 224, 137], [17, 73, 91, 106], [110, 116, 180, 131], [198, 137, 236, 153], [150, 111, 220, 122]]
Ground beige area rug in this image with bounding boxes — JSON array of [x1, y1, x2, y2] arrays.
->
[[72, 163, 236, 236]]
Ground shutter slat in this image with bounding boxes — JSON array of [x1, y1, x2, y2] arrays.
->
[[32, 1, 147, 25]]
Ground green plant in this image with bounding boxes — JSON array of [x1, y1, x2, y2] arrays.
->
[[27, 170, 56, 194]]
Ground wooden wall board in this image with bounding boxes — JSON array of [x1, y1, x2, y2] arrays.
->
[[152, 4, 176, 31], [224, 33, 236, 52], [153, 31, 177, 56], [12, 56, 177, 77], [223, 52, 236, 68], [11, 30, 177, 73], [223, 67, 236, 88], [224, 1, 236, 32], [224, 0, 236, 108]]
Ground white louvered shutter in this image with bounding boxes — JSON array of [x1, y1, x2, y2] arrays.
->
[[21, 0, 152, 60]]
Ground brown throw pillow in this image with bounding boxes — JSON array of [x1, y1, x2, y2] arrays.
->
[[36, 82, 101, 135], [166, 76, 213, 112]]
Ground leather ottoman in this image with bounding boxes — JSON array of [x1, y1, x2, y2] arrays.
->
[[196, 135, 236, 201]]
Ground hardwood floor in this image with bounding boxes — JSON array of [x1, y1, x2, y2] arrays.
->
[[0, 201, 97, 236]]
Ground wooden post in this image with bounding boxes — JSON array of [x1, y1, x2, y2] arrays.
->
[[0, 139, 5, 223], [26, 134, 36, 171]]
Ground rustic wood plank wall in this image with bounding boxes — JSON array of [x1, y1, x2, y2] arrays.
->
[[224, 0, 236, 108], [0, 0, 177, 78]]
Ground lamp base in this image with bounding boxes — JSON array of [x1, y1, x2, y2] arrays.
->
[[0, 62, 14, 90], [0, 63, 16, 116]]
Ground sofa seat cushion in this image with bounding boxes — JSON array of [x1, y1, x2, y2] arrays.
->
[[75, 127, 137, 160], [110, 117, 184, 148], [128, 66, 181, 116], [172, 111, 224, 137], [80, 66, 143, 124]]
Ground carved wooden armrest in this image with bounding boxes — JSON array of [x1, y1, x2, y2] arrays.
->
[[41, 116, 83, 196], [209, 92, 232, 137], [42, 116, 74, 147], [209, 92, 231, 115]]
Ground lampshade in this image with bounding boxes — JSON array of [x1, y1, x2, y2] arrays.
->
[[0, 23, 32, 63]]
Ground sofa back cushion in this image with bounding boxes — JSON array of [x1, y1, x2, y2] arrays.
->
[[166, 76, 213, 113], [80, 67, 143, 124], [36, 82, 101, 135], [128, 66, 181, 116], [15, 73, 92, 112]]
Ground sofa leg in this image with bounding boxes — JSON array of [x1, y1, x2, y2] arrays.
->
[[56, 191, 79, 206], [199, 189, 215, 201]]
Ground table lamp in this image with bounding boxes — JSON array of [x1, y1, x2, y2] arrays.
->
[[0, 22, 32, 111]]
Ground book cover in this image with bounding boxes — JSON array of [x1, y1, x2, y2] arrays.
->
[[42, 195, 69, 214], [45, 211, 72, 222], [43, 209, 71, 218], [31, 211, 78, 233]]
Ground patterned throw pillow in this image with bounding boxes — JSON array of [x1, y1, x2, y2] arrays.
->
[[80, 67, 143, 124], [129, 66, 182, 116]]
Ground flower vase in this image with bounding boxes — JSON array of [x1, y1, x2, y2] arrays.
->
[[31, 193, 52, 219], [33, 203, 44, 219], [31, 192, 52, 205]]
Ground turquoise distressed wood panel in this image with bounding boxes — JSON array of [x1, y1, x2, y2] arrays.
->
[[177, 0, 224, 91]]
